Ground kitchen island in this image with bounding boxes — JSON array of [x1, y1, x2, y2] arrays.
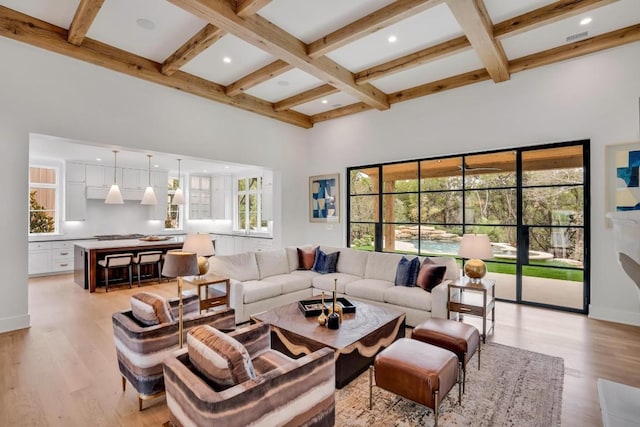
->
[[74, 236, 207, 292]]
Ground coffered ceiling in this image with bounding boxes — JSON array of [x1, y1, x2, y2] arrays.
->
[[1, 0, 639, 128]]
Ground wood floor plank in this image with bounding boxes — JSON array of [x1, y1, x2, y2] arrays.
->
[[0, 273, 638, 426]]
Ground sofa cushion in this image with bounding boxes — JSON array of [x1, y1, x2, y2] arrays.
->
[[130, 292, 173, 326], [395, 256, 420, 286], [312, 248, 340, 274], [312, 273, 360, 294], [255, 249, 290, 279], [384, 286, 433, 312], [345, 279, 394, 303], [416, 263, 447, 292], [187, 325, 255, 389], [286, 245, 313, 272], [262, 273, 312, 294], [209, 252, 259, 282], [426, 256, 460, 281], [333, 247, 368, 277], [243, 280, 282, 304], [297, 247, 317, 270], [364, 251, 405, 282]]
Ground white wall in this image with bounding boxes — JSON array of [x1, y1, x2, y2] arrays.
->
[[2, 33, 640, 332], [305, 42, 640, 326], [0, 36, 308, 333]]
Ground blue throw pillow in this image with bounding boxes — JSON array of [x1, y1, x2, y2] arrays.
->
[[312, 248, 340, 274], [395, 256, 420, 286]]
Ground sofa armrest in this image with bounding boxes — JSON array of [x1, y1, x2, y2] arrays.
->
[[430, 279, 452, 319], [228, 279, 245, 323], [163, 346, 335, 427]]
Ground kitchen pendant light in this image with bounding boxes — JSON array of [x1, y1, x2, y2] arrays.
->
[[105, 150, 124, 204], [173, 158, 185, 205], [141, 154, 157, 205]]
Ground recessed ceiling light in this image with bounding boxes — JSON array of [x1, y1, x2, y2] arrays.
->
[[154, 164, 159, 168], [203, 169, 208, 173], [580, 17, 592, 26], [388, 35, 397, 43], [223, 57, 232, 64], [321, 99, 328, 104], [277, 80, 289, 87], [136, 18, 156, 30], [224, 166, 230, 169], [96, 158, 102, 162]]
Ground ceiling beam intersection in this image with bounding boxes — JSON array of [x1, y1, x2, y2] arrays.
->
[[67, 0, 105, 46]]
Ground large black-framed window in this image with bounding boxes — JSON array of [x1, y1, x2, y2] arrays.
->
[[347, 140, 590, 314]]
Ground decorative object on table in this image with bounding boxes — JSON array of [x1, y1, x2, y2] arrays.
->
[[298, 296, 356, 317], [182, 233, 215, 276], [605, 141, 640, 227], [161, 251, 199, 348], [317, 292, 328, 326], [327, 292, 340, 330], [104, 150, 124, 204], [140, 154, 158, 205], [139, 235, 172, 241], [172, 158, 185, 205], [458, 234, 493, 283], [309, 173, 340, 222], [327, 278, 343, 323]]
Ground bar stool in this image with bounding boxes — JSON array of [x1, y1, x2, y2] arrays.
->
[[133, 251, 163, 286], [98, 253, 134, 292]]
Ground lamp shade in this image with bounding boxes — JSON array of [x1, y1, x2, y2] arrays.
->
[[458, 234, 493, 260], [162, 251, 198, 277], [105, 184, 124, 204], [173, 187, 185, 205], [182, 233, 215, 257], [141, 186, 158, 205]]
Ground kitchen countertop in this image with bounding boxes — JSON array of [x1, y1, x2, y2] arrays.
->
[[29, 231, 272, 243], [73, 236, 187, 250]]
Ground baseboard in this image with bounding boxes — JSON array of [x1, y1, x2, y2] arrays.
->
[[589, 304, 640, 327], [0, 314, 31, 334]]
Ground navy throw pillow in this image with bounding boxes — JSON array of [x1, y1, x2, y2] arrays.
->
[[394, 256, 420, 286], [312, 248, 340, 274]]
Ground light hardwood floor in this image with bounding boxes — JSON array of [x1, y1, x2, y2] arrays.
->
[[1, 274, 639, 426]]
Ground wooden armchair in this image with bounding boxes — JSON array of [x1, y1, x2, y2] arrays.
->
[[112, 293, 235, 410], [163, 322, 336, 427]]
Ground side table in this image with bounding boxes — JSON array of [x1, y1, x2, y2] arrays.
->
[[447, 277, 495, 343], [184, 275, 230, 313]]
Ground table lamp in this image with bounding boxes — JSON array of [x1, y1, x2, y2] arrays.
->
[[182, 233, 215, 276], [458, 234, 494, 283], [162, 251, 198, 348]]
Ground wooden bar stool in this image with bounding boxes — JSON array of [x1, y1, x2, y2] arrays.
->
[[98, 253, 134, 292], [133, 251, 163, 286]]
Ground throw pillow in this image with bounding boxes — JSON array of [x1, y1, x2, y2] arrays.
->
[[130, 292, 174, 326], [297, 246, 317, 270], [312, 248, 340, 274], [187, 325, 256, 389], [416, 263, 447, 292], [394, 256, 420, 286]]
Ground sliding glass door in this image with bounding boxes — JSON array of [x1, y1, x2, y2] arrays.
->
[[347, 140, 589, 313]]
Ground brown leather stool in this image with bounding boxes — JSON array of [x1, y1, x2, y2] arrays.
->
[[369, 338, 460, 426], [412, 318, 480, 393]]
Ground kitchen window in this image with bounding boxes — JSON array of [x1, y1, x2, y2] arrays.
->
[[235, 176, 268, 233], [165, 177, 183, 230], [29, 165, 58, 234]]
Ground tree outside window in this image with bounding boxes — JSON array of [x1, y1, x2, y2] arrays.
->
[[29, 166, 57, 234], [165, 177, 183, 229]]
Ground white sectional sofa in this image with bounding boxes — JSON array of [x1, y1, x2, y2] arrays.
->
[[208, 245, 460, 326]]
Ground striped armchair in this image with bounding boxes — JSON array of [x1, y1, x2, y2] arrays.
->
[[163, 322, 336, 427], [112, 293, 235, 410]]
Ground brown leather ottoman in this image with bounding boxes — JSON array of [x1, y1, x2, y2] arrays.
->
[[369, 338, 460, 426], [412, 318, 480, 392]]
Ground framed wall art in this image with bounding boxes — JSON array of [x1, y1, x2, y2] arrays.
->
[[605, 141, 640, 227], [309, 173, 340, 223]]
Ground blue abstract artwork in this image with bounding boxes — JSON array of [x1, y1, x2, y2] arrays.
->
[[309, 174, 339, 222], [615, 148, 640, 211]]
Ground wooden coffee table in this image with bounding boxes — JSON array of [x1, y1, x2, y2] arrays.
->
[[251, 299, 406, 388]]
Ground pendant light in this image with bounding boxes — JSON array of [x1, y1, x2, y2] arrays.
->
[[105, 150, 124, 204], [173, 158, 185, 205], [141, 154, 158, 205]]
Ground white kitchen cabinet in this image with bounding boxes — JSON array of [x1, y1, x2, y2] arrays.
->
[[65, 181, 87, 221], [212, 175, 227, 220], [232, 236, 273, 254], [189, 175, 212, 219], [28, 242, 52, 275], [86, 164, 115, 188], [122, 168, 143, 190], [212, 234, 234, 255], [65, 162, 85, 182], [51, 241, 74, 272], [149, 170, 169, 221]]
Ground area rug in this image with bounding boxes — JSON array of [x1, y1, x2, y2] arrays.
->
[[335, 342, 564, 427]]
